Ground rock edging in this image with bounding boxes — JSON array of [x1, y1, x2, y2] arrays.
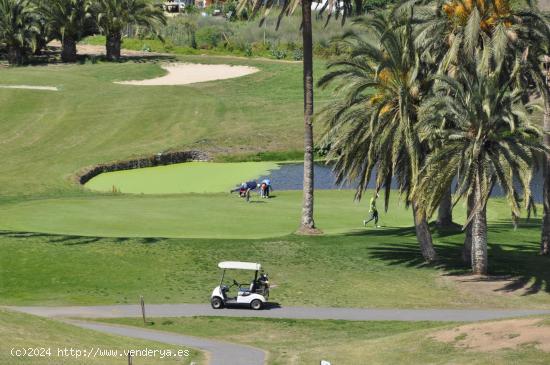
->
[[76, 150, 209, 185]]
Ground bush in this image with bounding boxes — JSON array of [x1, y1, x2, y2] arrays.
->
[[195, 26, 222, 48], [292, 48, 303, 61], [270, 48, 287, 59]]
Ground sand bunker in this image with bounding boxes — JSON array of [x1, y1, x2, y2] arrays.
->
[[431, 318, 550, 352], [116, 63, 259, 86], [0, 85, 58, 91]]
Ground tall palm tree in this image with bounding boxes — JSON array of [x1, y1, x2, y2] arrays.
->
[[542, 57, 550, 254], [92, 0, 165, 60], [0, 0, 38, 65], [317, 14, 438, 261], [37, 0, 92, 62], [415, 51, 547, 274], [411, 0, 550, 254], [236, 0, 353, 234]]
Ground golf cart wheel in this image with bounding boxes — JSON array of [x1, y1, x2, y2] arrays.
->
[[211, 297, 224, 309], [250, 299, 262, 310]]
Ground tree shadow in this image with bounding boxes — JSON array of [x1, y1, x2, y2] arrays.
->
[[0, 230, 110, 246], [361, 222, 550, 296]]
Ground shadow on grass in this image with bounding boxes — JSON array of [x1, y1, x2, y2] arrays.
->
[[350, 220, 550, 296], [0, 230, 138, 246]]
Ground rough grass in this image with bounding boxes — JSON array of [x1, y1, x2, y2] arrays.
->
[[101, 316, 550, 365], [0, 309, 202, 364]]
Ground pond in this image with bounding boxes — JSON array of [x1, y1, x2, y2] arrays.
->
[[262, 163, 544, 203], [85, 161, 544, 203]]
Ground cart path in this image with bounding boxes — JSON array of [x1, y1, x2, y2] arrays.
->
[[63, 319, 266, 365], [9, 304, 550, 322]]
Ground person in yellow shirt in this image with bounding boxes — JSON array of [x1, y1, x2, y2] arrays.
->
[[363, 192, 380, 228]]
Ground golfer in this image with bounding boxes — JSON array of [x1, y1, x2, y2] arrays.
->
[[363, 192, 380, 228]]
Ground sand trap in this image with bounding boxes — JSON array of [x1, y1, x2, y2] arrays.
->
[[0, 85, 58, 91], [115, 63, 259, 86], [431, 318, 550, 352]]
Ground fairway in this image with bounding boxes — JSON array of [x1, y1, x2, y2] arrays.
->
[[85, 162, 279, 194]]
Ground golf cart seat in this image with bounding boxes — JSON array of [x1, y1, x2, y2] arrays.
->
[[238, 282, 256, 296]]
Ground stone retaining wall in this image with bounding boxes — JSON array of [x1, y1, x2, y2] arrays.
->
[[76, 150, 209, 185]]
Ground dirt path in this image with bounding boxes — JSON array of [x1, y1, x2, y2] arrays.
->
[[48, 41, 169, 58]]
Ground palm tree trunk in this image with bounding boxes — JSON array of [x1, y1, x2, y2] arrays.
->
[[412, 201, 437, 262], [354, 0, 363, 16], [462, 194, 473, 264], [61, 36, 77, 63], [7, 46, 22, 65], [436, 185, 453, 227], [541, 71, 550, 255], [298, 0, 317, 233], [106, 32, 122, 61], [471, 179, 488, 275]]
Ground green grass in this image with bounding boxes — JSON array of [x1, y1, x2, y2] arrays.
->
[[0, 56, 548, 314], [0, 189, 524, 239], [85, 162, 279, 194], [1, 193, 548, 308], [100, 316, 550, 365], [0, 57, 330, 198], [0, 190, 412, 239], [0, 309, 202, 364]]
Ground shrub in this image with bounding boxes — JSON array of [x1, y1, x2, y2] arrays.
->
[[292, 48, 303, 61]]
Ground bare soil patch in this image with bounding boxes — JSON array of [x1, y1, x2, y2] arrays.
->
[[431, 318, 550, 352], [48, 41, 167, 58], [440, 274, 529, 297], [115, 63, 259, 86]]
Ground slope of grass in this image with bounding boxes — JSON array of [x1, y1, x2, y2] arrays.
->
[[102, 316, 550, 365], [0, 309, 202, 364], [0, 58, 330, 198]]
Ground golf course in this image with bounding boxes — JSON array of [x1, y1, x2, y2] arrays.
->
[[1, 0, 550, 360]]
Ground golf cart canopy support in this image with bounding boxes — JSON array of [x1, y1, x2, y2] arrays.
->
[[218, 261, 261, 271]]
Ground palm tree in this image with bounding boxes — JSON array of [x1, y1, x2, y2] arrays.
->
[[317, 14, 438, 261], [415, 52, 547, 274], [37, 0, 92, 62], [92, 0, 165, 60], [236, 0, 353, 234], [411, 0, 550, 254], [542, 57, 550, 254], [0, 0, 37, 65]]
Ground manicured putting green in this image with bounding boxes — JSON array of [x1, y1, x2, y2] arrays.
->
[[85, 162, 279, 194]]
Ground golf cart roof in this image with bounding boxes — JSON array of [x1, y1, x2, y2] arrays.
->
[[218, 261, 261, 271]]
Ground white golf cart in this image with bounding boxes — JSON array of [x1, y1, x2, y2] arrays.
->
[[211, 261, 269, 310]]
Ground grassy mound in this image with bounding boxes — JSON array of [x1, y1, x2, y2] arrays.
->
[[0, 309, 202, 364]]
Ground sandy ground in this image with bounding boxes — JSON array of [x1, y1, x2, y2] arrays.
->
[[115, 63, 259, 86], [432, 318, 550, 352], [48, 41, 166, 58], [439, 274, 531, 298], [0, 85, 58, 91]]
